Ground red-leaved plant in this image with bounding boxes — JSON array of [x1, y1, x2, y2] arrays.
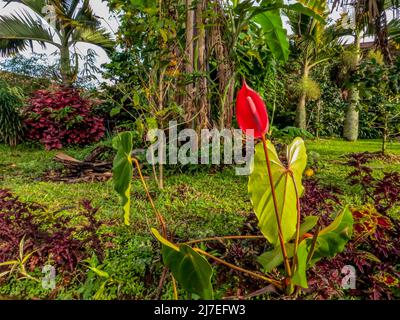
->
[[24, 87, 105, 150]]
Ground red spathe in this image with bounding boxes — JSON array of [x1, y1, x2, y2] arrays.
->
[[235, 80, 269, 138]]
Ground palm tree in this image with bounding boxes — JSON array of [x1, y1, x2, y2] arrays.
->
[[333, 0, 400, 141], [287, 1, 340, 130], [0, 0, 114, 85]]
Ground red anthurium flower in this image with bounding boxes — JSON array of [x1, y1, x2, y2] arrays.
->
[[236, 80, 269, 138]]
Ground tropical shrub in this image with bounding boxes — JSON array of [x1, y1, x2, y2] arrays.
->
[[24, 87, 105, 150], [353, 53, 400, 153], [0, 81, 24, 147]]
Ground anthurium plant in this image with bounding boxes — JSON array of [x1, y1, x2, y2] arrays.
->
[[112, 81, 354, 298]]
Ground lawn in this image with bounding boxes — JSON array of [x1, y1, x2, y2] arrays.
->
[[0, 138, 399, 299]]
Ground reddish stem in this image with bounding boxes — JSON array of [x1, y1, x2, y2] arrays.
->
[[260, 135, 292, 278]]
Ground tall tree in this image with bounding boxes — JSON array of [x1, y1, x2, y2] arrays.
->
[[0, 0, 114, 85], [334, 0, 400, 140], [287, 1, 339, 130]]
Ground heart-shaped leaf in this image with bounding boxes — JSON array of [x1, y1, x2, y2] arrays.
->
[[151, 229, 213, 299], [292, 207, 354, 288], [249, 138, 307, 245], [112, 132, 134, 225]]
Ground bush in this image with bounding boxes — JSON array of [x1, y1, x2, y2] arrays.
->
[[0, 82, 24, 147], [24, 87, 105, 150]]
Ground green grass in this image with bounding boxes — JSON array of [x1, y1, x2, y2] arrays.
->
[[0, 138, 399, 299]]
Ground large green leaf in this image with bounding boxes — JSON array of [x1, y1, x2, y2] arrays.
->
[[253, 10, 289, 63], [310, 206, 353, 265], [151, 228, 213, 299], [257, 216, 317, 273], [292, 207, 354, 288], [299, 216, 319, 237], [284, 2, 325, 24], [112, 131, 134, 226], [258, 244, 294, 273], [291, 240, 309, 288], [248, 138, 307, 245]]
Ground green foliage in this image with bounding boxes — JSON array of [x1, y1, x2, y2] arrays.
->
[[308, 206, 353, 265], [152, 229, 214, 299], [0, 139, 397, 299], [249, 138, 307, 245], [112, 132, 134, 225], [249, 137, 353, 289], [293, 76, 321, 101], [257, 215, 318, 272], [292, 207, 353, 287], [0, 82, 24, 146], [253, 10, 289, 63], [354, 54, 400, 151]]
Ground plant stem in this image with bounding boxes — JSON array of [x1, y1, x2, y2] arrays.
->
[[172, 275, 178, 300], [194, 248, 283, 290], [260, 136, 292, 278], [132, 158, 167, 238], [290, 174, 302, 276], [185, 235, 264, 245], [306, 225, 321, 264]]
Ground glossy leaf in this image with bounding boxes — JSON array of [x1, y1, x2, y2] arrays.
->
[[112, 131, 134, 226], [299, 216, 319, 237], [151, 229, 213, 299], [249, 138, 307, 245], [253, 10, 289, 63], [292, 241, 310, 288], [258, 244, 294, 273], [292, 207, 354, 288], [309, 206, 354, 265], [236, 81, 269, 138], [257, 216, 317, 273]]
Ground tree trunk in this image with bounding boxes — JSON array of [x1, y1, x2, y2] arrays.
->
[[184, 0, 195, 127], [374, 1, 392, 63], [343, 34, 361, 141], [343, 89, 360, 141], [316, 100, 321, 138], [295, 65, 309, 130], [196, 0, 210, 130], [209, 1, 235, 129], [60, 43, 72, 86], [296, 93, 307, 130]]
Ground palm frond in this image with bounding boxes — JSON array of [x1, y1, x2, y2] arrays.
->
[[0, 38, 33, 56], [0, 11, 56, 56], [71, 27, 114, 54], [4, 0, 49, 18], [388, 18, 400, 44], [73, 0, 100, 28]]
